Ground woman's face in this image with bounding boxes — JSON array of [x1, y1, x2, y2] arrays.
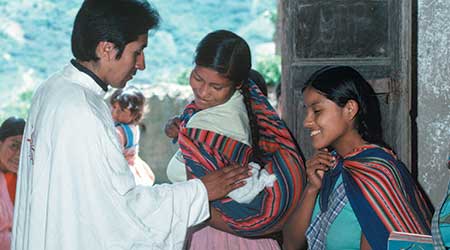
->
[[0, 135, 23, 173], [302, 87, 354, 151], [189, 65, 237, 110]]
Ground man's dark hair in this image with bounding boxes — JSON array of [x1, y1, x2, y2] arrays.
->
[[71, 0, 160, 61]]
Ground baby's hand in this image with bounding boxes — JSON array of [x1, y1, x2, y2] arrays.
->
[[164, 116, 181, 139]]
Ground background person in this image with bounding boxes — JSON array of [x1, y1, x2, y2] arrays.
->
[[275, 83, 283, 118], [0, 116, 25, 250], [110, 86, 155, 186]]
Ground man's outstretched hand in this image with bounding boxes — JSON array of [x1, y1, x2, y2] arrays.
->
[[201, 164, 251, 201]]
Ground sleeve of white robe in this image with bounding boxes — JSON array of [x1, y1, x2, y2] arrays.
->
[[12, 76, 209, 250], [67, 92, 210, 245]]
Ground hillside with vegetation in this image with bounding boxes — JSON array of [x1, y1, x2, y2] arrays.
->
[[0, 0, 278, 121]]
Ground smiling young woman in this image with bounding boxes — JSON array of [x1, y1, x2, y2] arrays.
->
[[283, 66, 433, 250]]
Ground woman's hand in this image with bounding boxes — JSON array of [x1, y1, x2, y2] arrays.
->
[[164, 116, 181, 139], [283, 149, 335, 250], [306, 148, 335, 192]]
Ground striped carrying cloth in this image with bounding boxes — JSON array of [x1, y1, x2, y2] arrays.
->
[[177, 80, 306, 236], [318, 145, 434, 250]]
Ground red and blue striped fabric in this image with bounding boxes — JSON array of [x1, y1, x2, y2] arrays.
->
[[177, 80, 306, 236], [339, 145, 433, 250]]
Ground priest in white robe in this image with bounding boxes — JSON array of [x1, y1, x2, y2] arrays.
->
[[11, 1, 249, 249]]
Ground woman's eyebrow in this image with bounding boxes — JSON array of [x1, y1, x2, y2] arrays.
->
[[192, 70, 202, 79]]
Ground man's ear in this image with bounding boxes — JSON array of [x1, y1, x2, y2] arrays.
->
[[96, 41, 116, 61], [344, 100, 359, 121]]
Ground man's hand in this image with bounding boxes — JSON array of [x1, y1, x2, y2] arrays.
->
[[201, 164, 251, 201], [164, 116, 181, 139]]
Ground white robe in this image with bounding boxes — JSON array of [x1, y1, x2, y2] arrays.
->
[[12, 63, 210, 250]]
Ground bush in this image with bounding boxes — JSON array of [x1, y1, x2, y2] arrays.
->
[[0, 88, 33, 123], [175, 68, 191, 86], [255, 54, 281, 86]]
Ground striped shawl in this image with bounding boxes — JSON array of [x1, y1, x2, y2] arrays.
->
[[177, 80, 306, 236], [319, 145, 434, 250]]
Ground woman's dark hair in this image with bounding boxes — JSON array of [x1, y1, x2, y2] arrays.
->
[[303, 66, 389, 148], [71, 0, 160, 61], [275, 83, 281, 102], [194, 30, 262, 162], [110, 86, 146, 123], [0, 117, 26, 141], [249, 69, 268, 97]]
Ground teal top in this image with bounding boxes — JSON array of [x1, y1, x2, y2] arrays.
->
[[440, 180, 450, 246], [311, 175, 362, 250]]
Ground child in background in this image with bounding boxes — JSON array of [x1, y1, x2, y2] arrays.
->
[[0, 116, 25, 250], [110, 86, 155, 186]]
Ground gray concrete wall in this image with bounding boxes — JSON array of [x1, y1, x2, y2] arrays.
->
[[137, 84, 192, 184], [418, 0, 450, 206]]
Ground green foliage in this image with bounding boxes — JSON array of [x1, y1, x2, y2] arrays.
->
[[175, 68, 191, 85], [0, 88, 33, 123], [268, 9, 278, 26], [255, 54, 281, 86]]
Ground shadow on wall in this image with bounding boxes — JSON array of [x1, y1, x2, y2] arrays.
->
[[137, 84, 192, 184]]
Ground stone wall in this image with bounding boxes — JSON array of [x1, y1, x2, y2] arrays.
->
[[418, 0, 450, 206], [136, 83, 192, 184]]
